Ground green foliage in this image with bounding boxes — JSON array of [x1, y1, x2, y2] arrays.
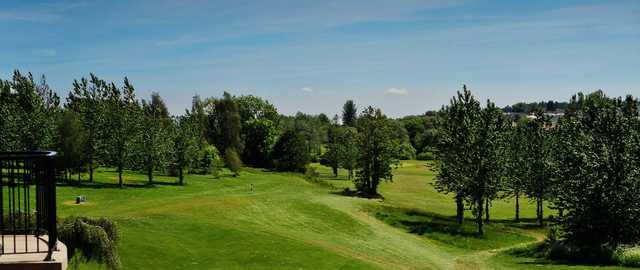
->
[[396, 142, 416, 160], [57, 110, 87, 180], [434, 86, 508, 234], [139, 92, 172, 184], [242, 118, 277, 167], [101, 78, 140, 187], [271, 129, 310, 172], [304, 165, 320, 181], [416, 151, 434, 161], [552, 91, 640, 248], [612, 246, 640, 267], [59, 216, 121, 270], [171, 114, 200, 184], [342, 100, 358, 127], [337, 127, 359, 180], [193, 144, 222, 175], [224, 148, 243, 177], [354, 106, 399, 195], [0, 71, 59, 151]]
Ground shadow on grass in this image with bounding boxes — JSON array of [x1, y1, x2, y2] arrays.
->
[[330, 188, 385, 200], [370, 206, 535, 250], [57, 180, 182, 189]]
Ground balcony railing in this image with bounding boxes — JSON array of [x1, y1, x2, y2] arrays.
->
[[0, 151, 58, 260]]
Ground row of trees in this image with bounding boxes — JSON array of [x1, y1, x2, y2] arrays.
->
[[0, 70, 409, 195], [435, 86, 640, 250]]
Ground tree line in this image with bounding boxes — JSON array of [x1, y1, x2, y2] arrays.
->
[[435, 86, 640, 255], [0, 70, 433, 195]]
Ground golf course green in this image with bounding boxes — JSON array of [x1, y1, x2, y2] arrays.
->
[[58, 161, 625, 269]]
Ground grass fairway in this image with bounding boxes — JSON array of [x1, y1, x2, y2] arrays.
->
[[58, 162, 626, 269]]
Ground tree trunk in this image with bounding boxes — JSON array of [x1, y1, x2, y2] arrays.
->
[[484, 198, 490, 223], [147, 163, 153, 184], [77, 168, 81, 186], [456, 195, 464, 224], [477, 197, 484, 235], [89, 159, 93, 182], [118, 166, 123, 189], [332, 165, 338, 177], [179, 166, 184, 185], [537, 198, 544, 226], [515, 192, 520, 222]]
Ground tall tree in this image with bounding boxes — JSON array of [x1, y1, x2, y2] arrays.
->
[[242, 118, 277, 167], [434, 86, 481, 225], [505, 120, 529, 222], [522, 111, 553, 226], [102, 78, 139, 188], [140, 92, 171, 184], [67, 74, 107, 182], [553, 91, 640, 248], [342, 100, 358, 127], [171, 114, 199, 185], [353, 106, 399, 196], [322, 120, 342, 177], [338, 127, 359, 180], [217, 92, 243, 153], [57, 110, 86, 183]]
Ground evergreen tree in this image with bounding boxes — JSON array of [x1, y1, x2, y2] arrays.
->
[[342, 100, 358, 127]]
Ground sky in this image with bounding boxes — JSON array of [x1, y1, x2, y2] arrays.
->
[[1, 0, 639, 117]]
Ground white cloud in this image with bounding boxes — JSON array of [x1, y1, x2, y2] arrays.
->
[[384, 87, 409, 96], [301, 87, 313, 92]]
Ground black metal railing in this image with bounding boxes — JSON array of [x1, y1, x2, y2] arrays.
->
[[0, 151, 57, 260]]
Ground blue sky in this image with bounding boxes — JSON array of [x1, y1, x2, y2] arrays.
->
[[1, 0, 639, 116]]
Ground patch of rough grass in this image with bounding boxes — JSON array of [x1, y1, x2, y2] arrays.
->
[[370, 205, 535, 251]]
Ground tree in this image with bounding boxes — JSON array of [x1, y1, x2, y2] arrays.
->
[[242, 118, 277, 167], [224, 148, 243, 177], [57, 110, 86, 184], [171, 114, 199, 185], [102, 78, 139, 188], [552, 91, 640, 248], [322, 121, 342, 177], [505, 120, 529, 222], [338, 127, 359, 180], [353, 106, 399, 196], [140, 93, 171, 184], [522, 110, 553, 226], [217, 92, 243, 153], [342, 100, 357, 127], [434, 86, 481, 225], [271, 129, 310, 172], [67, 74, 108, 182]]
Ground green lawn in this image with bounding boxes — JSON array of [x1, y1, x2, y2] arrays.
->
[[57, 162, 629, 269]]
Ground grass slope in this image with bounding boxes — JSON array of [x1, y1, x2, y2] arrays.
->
[[58, 163, 628, 269]]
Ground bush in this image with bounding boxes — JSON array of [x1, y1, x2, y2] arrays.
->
[[416, 151, 434, 161], [192, 144, 222, 175], [224, 148, 243, 177], [304, 165, 319, 181], [397, 142, 416, 160], [59, 216, 120, 270], [613, 246, 640, 267]]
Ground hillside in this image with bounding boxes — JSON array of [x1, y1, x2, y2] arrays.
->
[[58, 162, 624, 269]]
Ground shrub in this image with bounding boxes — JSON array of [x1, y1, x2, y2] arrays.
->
[[613, 246, 640, 267], [304, 165, 319, 181], [59, 216, 120, 270], [192, 144, 222, 175], [224, 148, 243, 177], [416, 151, 434, 161], [396, 142, 416, 160]]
